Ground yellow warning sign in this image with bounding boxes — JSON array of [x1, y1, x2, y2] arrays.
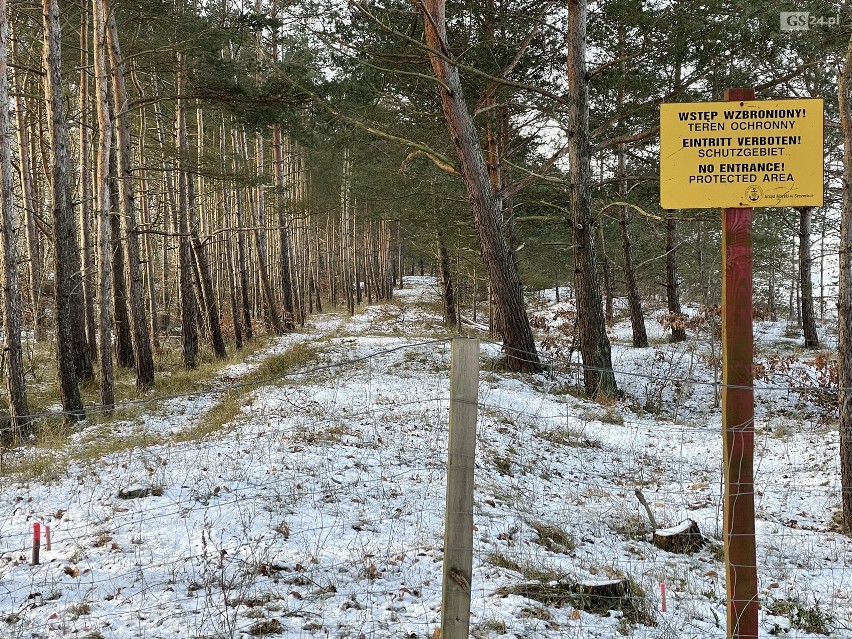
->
[[660, 98, 823, 209]]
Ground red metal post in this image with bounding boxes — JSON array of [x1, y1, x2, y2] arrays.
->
[[721, 87, 759, 639], [31, 522, 40, 566]]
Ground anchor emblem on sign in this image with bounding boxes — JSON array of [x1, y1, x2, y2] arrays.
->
[[745, 186, 762, 203]]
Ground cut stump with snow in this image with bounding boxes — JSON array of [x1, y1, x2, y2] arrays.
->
[[653, 518, 705, 554], [574, 578, 631, 612]]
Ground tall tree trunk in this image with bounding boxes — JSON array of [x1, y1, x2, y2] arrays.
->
[[566, 0, 616, 395], [247, 131, 283, 333], [837, 32, 852, 533], [106, 8, 154, 388], [768, 248, 777, 320], [596, 222, 613, 322], [364, 225, 373, 304], [382, 219, 395, 299], [190, 105, 226, 358], [221, 119, 242, 348], [312, 219, 322, 314], [793, 235, 801, 324], [698, 220, 709, 305], [140, 157, 158, 349], [224, 191, 243, 349], [43, 0, 83, 418], [273, 125, 296, 330], [304, 153, 316, 317], [397, 223, 403, 290], [78, 0, 96, 360], [0, 0, 29, 441], [109, 140, 133, 369], [176, 54, 198, 369], [11, 52, 44, 342], [421, 0, 539, 371], [340, 149, 355, 315], [797, 206, 819, 348], [328, 214, 337, 307], [437, 231, 456, 326], [92, 0, 114, 408], [46, 0, 93, 381], [131, 68, 158, 349], [231, 127, 253, 341], [189, 204, 208, 340], [152, 89, 176, 336], [499, 106, 518, 276], [618, 145, 647, 348], [820, 222, 826, 321], [254, 133, 272, 328], [666, 215, 686, 342], [614, 26, 645, 347]]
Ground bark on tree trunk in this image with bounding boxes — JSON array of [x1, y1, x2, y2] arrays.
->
[[0, 0, 30, 441], [152, 90, 175, 336], [666, 215, 686, 342], [313, 221, 323, 314], [77, 0, 96, 359], [620, 209, 647, 348], [11, 49, 45, 343], [176, 55, 198, 369], [820, 223, 826, 321], [340, 150, 356, 315], [618, 145, 647, 348], [43, 0, 83, 419], [92, 0, 114, 408], [792, 235, 801, 324], [838, 33, 852, 533], [106, 8, 155, 388], [248, 131, 284, 333], [797, 206, 819, 349], [221, 119, 243, 348], [189, 105, 226, 358], [769, 248, 777, 320], [384, 220, 395, 299], [596, 220, 613, 323], [46, 4, 93, 382], [422, 0, 539, 372], [698, 220, 709, 306], [364, 224, 373, 304], [224, 192, 243, 349], [131, 69, 158, 350], [231, 128, 253, 341], [109, 141, 134, 369], [438, 231, 456, 327], [567, 0, 616, 395], [273, 125, 296, 330]]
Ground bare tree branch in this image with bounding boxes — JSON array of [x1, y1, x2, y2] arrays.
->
[[594, 125, 660, 152], [349, 0, 570, 108]]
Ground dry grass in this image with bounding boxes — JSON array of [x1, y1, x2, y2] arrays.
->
[[252, 341, 321, 381], [0, 336, 325, 480]]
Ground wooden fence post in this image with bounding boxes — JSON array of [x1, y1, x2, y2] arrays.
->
[[442, 338, 479, 639], [722, 86, 759, 639]]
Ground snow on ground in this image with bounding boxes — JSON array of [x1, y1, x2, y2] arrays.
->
[[1, 277, 850, 638]]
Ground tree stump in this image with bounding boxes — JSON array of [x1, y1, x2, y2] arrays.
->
[[653, 518, 705, 554], [573, 578, 630, 613]]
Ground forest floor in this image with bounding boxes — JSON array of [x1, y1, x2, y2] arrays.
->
[[0, 277, 849, 639]]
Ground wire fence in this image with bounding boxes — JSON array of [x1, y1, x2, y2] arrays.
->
[[0, 334, 850, 638]]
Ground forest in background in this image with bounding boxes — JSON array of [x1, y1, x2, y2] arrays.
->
[[0, 1, 850, 523]]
